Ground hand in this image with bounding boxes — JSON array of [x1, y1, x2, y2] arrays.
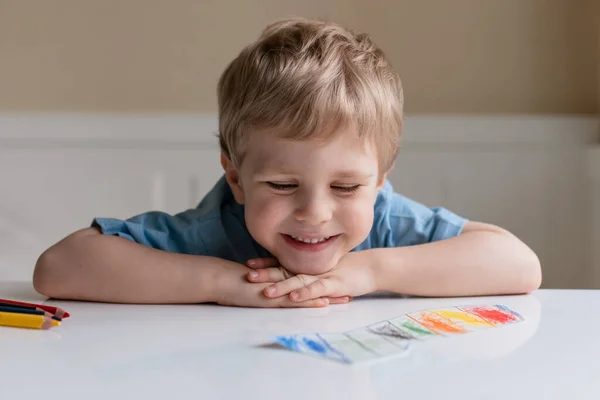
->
[[212, 259, 334, 308], [245, 258, 352, 305], [246, 251, 377, 302]]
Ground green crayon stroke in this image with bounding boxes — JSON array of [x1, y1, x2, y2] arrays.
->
[[400, 321, 435, 336]]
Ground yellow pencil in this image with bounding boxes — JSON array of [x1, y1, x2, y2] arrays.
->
[[0, 311, 60, 330]]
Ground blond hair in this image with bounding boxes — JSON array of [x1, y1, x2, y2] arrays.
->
[[217, 17, 403, 173]]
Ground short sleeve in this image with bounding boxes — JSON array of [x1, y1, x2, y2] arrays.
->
[[91, 210, 208, 255], [355, 181, 468, 250]]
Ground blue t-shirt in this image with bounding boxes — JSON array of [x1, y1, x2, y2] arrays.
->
[[92, 175, 467, 264]]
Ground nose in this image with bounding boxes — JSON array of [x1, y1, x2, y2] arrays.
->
[[294, 190, 333, 225]]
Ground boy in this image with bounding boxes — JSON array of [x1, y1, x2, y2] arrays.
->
[[33, 18, 541, 307]]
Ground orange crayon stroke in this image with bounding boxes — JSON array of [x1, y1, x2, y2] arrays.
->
[[408, 312, 465, 334]]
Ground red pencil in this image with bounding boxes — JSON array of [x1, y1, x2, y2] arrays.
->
[[0, 298, 70, 319]]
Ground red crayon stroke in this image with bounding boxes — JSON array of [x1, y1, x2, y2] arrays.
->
[[465, 306, 516, 325], [409, 312, 465, 334]]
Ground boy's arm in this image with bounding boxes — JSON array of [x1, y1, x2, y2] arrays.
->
[[33, 227, 222, 303], [246, 221, 542, 300], [370, 221, 542, 296], [33, 227, 337, 307]]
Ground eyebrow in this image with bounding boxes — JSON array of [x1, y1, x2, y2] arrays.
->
[[255, 169, 373, 180], [332, 171, 374, 180]]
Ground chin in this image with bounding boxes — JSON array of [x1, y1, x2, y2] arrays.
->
[[282, 257, 339, 276]]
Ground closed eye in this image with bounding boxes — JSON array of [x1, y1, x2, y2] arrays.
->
[[332, 185, 360, 193], [267, 182, 297, 191]]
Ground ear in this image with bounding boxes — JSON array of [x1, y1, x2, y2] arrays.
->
[[376, 168, 390, 192], [377, 160, 396, 193], [376, 176, 387, 192], [221, 153, 245, 204]]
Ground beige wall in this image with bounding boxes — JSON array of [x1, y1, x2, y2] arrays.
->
[[597, 0, 600, 114], [360, 0, 599, 114], [0, 0, 597, 114]]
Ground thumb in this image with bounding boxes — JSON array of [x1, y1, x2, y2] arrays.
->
[[246, 257, 280, 270]]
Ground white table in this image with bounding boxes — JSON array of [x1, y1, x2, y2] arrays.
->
[[1, 281, 598, 400]]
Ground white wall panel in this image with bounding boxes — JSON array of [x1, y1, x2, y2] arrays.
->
[[0, 114, 597, 288]]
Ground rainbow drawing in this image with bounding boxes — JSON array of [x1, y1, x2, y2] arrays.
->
[[275, 304, 524, 364]]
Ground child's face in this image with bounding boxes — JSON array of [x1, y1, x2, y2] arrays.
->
[[224, 128, 385, 275]]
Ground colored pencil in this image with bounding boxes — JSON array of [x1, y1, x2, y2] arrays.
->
[[0, 305, 61, 321], [0, 298, 69, 319], [0, 311, 60, 330]]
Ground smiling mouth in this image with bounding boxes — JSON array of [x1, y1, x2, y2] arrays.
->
[[282, 234, 339, 250], [288, 235, 332, 244]]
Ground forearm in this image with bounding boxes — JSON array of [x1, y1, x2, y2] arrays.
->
[[371, 227, 542, 297], [33, 228, 228, 304]]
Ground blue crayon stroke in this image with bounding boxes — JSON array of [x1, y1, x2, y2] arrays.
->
[[275, 336, 301, 351], [275, 334, 352, 363], [303, 337, 327, 353]]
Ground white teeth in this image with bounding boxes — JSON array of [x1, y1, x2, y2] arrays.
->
[[290, 235, 330, 244]]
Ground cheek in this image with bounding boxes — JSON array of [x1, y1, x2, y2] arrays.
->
[[244, 195, 289, 242], [338, 196, 376, 237]]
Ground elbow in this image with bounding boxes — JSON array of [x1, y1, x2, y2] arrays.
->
[[495, 229, 542, 294], [518, 248, 542, 294], [33, 228, 99, 298], [33, 246, 69, 299]]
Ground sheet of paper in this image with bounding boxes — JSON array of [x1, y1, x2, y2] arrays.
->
[[274, 304, 524, 364]]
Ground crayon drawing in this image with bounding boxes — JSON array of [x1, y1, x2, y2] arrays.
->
[[407, 311, 466, 334], [457, 305, 523, 326], [372, 316, 436, 340], [275, 304, 524, 364]]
